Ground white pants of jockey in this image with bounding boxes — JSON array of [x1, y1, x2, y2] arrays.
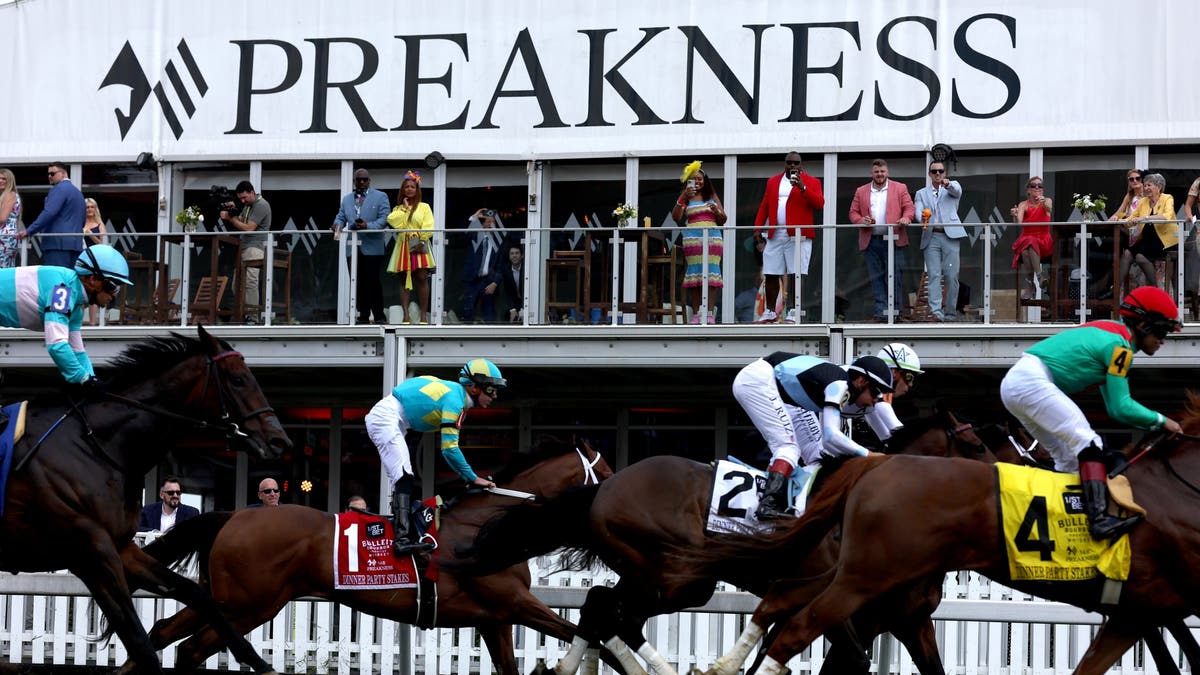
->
[[365, 395, 414, 488], [1000, 353, 1101, 473], [732, 359, 824, 470]]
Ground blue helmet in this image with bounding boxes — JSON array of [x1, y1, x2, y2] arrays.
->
[[458, 358, 506, 390], [74, 245, 133, 286]]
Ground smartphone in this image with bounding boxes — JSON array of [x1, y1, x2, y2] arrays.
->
[[788, 169, 799, 179], [686, 179, 697, 190]]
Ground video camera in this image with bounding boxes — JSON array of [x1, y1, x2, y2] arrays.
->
[[208, 185, 239, 219]]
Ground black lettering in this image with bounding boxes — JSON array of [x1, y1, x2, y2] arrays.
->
[[228, 40, 303, 135], [576, 28, 669, 128], [393, 34, 471, 131], [475, 28, 567, 130], [301, 38, 385, 134], [874, 16, 939, 121], [779, 22, 863, 123], [952, 14, 1020, 119], [675, 25, 768, 124]]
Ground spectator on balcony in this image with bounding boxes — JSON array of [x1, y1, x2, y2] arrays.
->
[[1011, 177, 1053, 301], [20, 162, 84, 268], [1095, 169, 1147, 298], [221, 181, 271, 324], [1185, 174, 1200, 225], [251, 477, 281, 507], [334, 169, 390, 324], [849, 159, 914, 322], [913, 161, 966, 322], [387, 171, 436, 324], [502, 241, 525, 323], [753, 152, 824, 324], [137, 476, 200, 533], [0, 169, 22, 269], [82, 198, 109, 325], [1121, 173, 1177, 292], [672, 162, 727, 324], [347, 495, 368, 511], [460, 208, 504, 323]]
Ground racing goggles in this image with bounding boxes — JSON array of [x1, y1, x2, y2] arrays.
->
[[1148, 319, 1181, 340], [896, 370, 916, 385], [100, 277, 122, 297], [480, 384, 501, 398]]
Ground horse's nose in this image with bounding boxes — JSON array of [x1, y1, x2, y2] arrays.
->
[[270, 435, 293, 453]]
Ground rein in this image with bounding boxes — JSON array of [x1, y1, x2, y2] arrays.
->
[[1111, 431, 1200, 497], [451, 444, 605, 507]]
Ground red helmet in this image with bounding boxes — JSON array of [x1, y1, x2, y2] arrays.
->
[[1120, 286, 1182, 335]]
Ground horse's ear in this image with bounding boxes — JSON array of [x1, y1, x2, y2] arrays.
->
[[197, 325, 219, 356]]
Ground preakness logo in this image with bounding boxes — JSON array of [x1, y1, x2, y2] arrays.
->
[[99, 39, 209, 140]]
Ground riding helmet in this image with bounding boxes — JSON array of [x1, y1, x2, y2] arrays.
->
[[1119, 286, 1182, 333], [876, 343, 924, 374], [458, 358, 507, 389], [74, 245, 133, 286], [847, 355, 894, 393]]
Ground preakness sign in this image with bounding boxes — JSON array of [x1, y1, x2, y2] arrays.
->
[[7, 0, 1198, 161]]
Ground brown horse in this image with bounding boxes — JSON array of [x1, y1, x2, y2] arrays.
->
[[135, 439, 613, 674], [0, 328, 291, 674], [451, 411, 995, 675], [672, 400, 1200, 675]]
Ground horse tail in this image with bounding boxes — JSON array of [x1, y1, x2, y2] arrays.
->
[[140, 511, 236, 583], [445, 484, 604, 577], [669, 454, 892, 583]]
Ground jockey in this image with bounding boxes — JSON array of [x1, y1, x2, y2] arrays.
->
[[868, 342, 924, 445], [0, 245, 131, 391], [733, 352, 895, 520], [1000, 286, 1183, 540], [365, 358, 507, 556]]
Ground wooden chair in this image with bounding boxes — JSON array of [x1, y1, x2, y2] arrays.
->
[[125, 278, 180, 325], [187, 276, 229, 325], [237, 248, 293, 324], [643, 234, 681, 324], [544, 234, 592, 323]]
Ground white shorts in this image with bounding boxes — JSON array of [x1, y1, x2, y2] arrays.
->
[[1000, 354, 1100, 473], [762, 229, 812, 276], [365, 395, 414, 487], [732, 359, 823, 470]]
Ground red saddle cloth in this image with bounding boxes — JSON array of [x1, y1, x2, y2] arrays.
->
[[332, 498, 441, 590]]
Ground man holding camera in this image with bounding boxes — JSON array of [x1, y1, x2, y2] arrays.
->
[[334, 169, 390, 323], [753, 152, 825, 323], [460, 208, 504, 323], [221, 181, 271, 324]]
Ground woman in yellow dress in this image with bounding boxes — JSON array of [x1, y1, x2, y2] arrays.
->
[[387, 170, 436, 324]]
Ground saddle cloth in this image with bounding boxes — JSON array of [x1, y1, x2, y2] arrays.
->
[[0, 401, 28, 517], [995, 464, 1131, 583], [705, 458, 820, 535], [332, 496, 441, 590]]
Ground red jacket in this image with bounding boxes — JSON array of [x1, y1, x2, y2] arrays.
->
[[754, 172, 825, 239], [848, 179, 915, 251]]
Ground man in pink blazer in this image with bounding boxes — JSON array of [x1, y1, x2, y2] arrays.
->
[[849, 159, 914, 322]]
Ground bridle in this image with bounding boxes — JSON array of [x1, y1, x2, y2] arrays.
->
[[16, 350, 276, 473], [946, 422, 989, 458], [481, 442, 607, 502]]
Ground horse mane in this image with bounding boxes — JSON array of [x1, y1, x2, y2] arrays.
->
[[103, 333, 224, 391], [488, 434, 584, 485], [883, 412, 948, 452]]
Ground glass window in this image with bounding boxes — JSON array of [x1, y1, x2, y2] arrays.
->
[[1147, 145, 1200, 307], [546, 161, 624, 324]]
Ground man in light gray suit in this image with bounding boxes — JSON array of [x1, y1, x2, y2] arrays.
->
[[914, 161, 966, 321]]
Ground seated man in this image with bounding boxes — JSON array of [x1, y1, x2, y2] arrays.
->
[[732, 352, 895, 520]]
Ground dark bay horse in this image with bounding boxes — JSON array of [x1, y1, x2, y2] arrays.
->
[[452, 412, 994, 675], [135, 439, 613, 675], [0, 327, 291, 674], [672, 400, 1200, 675]]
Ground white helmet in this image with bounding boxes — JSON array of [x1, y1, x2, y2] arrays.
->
[[876, 343, 923, 374]]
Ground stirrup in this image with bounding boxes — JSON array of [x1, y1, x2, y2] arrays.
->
[[394, 538, 434, 557], [755, 500, 790, 521], [1089, 513, 1142, 541]]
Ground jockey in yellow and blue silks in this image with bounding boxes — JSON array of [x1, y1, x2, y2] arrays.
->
[[0, 245, 131, 385], [365, 357, 506, 556]]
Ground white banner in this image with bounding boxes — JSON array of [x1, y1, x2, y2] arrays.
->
[[5, 0, 1197, 161]]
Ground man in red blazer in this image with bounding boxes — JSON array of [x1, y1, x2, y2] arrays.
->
[[849, 159, 914, 322], [753, 152, 825, 322]]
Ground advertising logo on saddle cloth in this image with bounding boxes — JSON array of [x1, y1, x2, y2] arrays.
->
[[706, 458, 820, 534], [333, 509, 437, 590], [996, 464, 1133, 583]]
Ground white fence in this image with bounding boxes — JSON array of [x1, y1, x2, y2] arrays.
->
[[0, 561, 1196, 674]]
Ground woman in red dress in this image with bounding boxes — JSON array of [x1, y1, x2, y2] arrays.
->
[[1011, 177, 1053, 300]]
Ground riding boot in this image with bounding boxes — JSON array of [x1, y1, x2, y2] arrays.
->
[[756, 470, 791, 521], [1080, 460, 1141, 540], [391, 486, 432, 557]]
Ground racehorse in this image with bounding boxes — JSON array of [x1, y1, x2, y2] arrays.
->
[[0, 327, 291, 674], [133, 438, 613, 675], [670, 397, 1200, 675], [451, 411, 995, 675]]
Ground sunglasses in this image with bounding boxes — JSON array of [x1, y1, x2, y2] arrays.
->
[[1128, 176, 1142, 182], [354, 176, 370, 181], [161, 490, 181, 496], [260, 488, 279, 494], [1027, 184, 1044, 189], [785, 160, 802, 165], [929, 169, 945, 174], [101, 278, 122, 296]]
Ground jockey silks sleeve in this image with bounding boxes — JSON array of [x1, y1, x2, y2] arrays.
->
[[391, 376, 480, 482], [0, 266, 93, 383], [1026, 321, 1164, 430]]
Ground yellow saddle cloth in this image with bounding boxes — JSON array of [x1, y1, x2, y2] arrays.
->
[[996, 464, 1134, 582]]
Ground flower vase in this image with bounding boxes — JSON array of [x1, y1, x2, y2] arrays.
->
[[618, 218, 630, 229], [1080, 212, 1096, 223], [183, 223, 198, 233]]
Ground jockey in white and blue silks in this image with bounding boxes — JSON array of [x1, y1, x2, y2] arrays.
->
[[0, 245, 131, 385], [732, 352, 895, 520]]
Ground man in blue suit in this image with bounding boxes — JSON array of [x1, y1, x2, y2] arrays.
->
[[137, 476, 200, 533], [20, 162, 85, 268], [334, 169, 391, 323], [914, 161, 967, 322], [460, 208, 504, 323]]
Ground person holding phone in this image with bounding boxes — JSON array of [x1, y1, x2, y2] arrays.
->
[[752, 152, 825, 323], [1011, 177, 1053, 302], [387, 170, 437, 324], [334, 168, 391, 324], [672, 161, 727, 323]]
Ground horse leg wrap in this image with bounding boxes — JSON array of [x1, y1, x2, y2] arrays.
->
[[580, 648, 601, 675], [636, 642, 678, 675], [553, 636, 590, 675], [604, 636, 650, 675], [707, 621, 764, 675]]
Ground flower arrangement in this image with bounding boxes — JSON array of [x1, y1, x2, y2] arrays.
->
[[612, 202, 638, 226], [175, 205, 204, 232], [1072, 193, 1107, 220]]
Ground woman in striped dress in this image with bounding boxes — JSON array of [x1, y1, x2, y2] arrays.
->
[[672, 162, 727, 323]]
